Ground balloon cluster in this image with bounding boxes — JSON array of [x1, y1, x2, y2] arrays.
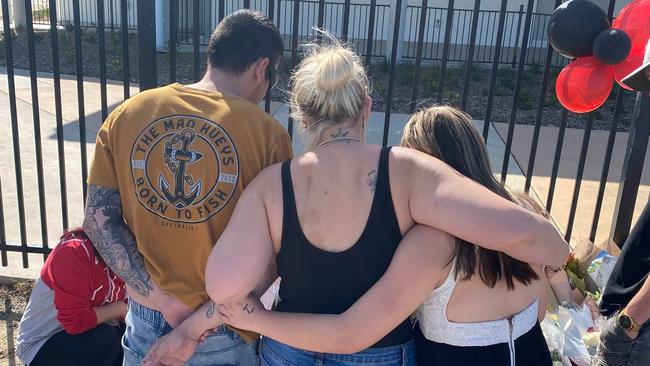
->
[[549, 0, 650, 113]]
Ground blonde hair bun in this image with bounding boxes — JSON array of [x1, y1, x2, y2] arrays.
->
[[314, 48, 356, 92], [290, 30, 370, 150]]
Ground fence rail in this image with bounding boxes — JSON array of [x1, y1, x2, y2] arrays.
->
[[0, 0, 648, 271], [28, 0, 571, 66], [402, 5, 568, 67]]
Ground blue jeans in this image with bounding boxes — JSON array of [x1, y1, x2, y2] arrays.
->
[[122, 300, 259, 366], [260, 337, 416, 366]]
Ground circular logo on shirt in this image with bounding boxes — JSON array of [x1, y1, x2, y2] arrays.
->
[[130, 115, 239, 223]]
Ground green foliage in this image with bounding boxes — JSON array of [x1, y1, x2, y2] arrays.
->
[[593, 110, 603, 120], [395, 63, 415, 86], [108, 31, 121, 52], [110, 58, 122, 75], [528, 63, 541, 74], [32, 7, 50, 20], [494, 86, 507, 97], [517, 88, 535, 110], [470, 63, 483, 82], [497, 68, 515, 89], [84, 30, 97, 44]]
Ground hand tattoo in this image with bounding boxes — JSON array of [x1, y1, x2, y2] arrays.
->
[[366, 170, 377, 194], [242, 303, 256, 314], [206, 301, 215, 319], [83, 184, 153, 297]]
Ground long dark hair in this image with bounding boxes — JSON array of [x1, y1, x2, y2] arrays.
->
[[401, 106, 539, 290]]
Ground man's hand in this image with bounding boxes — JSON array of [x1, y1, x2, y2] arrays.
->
[[149, 285, 193, 328], [141, 326, 199, 366], [623, 305, 646, 340], [624, 328, 640, 340], [218, 296, 266, 332]]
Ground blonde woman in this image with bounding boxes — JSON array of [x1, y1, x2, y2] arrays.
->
[[142, 35, 567, 366]]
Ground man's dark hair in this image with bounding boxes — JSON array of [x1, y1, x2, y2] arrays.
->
[[208, 10, 284, 75]]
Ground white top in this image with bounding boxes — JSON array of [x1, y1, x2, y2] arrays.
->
[[416, 265, 539, 347]]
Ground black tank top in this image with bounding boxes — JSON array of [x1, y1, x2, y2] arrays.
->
[[276, 147, 413, 348]]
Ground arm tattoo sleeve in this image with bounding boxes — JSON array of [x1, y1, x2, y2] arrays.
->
[[83, 184, 153, 297]]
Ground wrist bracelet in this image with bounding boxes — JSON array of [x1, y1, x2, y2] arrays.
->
[[544, 264, 566, 276]]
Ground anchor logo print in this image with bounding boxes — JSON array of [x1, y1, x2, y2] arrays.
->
[[159, 129, 204, 209], [130, 115, 239, 224]]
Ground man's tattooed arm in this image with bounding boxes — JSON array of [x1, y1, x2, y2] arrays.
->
[[83, 184, 153, 297]]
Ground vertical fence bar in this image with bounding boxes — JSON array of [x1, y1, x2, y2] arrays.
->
[[244, 0, 250, 8], [120, 0, 130, 99], [193, 0, 201, 82], [564, 114, 595, 242], [341, 0, 351, 42], [482, 0, 507, 140], [409, 0, 428, 113], [611, 92, 650, 246], [500, 0, 533, 182], [546, 109, 569, 212], [137, 0, 158, 90], [364, 0, 376, 66], [382, 0, 403, 147], [1, 0, 28, 266], [525, 0, 562, 191], [219, 0, 225, 21], [317, 0, 325, 30], [109, 0, 115, 29], [264, 0, 276, 114], [0, 177, 6, 266], [287, 0, 301, 139], [170, 0, 178, 83], [25, 0, 50, 256], [73, 0, 89, 201], [98, 0, 108, 122], [585, 0, 620, 242], [512, 4, 524, 67], [437, 0, 455, 103], [606, 0, 616, 21], [590, 90, 625, 242], [49, 0, 69, 231], [460, 0, 481, 109]]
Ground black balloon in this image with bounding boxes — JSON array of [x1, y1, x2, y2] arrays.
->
[[548, 0, 610, 58], [593, 29, 632, 65]]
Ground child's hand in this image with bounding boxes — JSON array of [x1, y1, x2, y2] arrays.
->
[[218, 296, 266, 332]]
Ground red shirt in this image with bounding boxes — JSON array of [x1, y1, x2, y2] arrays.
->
[[40, 230, 126, 335]]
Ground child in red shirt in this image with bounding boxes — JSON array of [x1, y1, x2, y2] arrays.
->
[[17, 228, 127, 366]]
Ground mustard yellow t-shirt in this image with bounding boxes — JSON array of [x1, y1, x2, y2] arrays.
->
[[88, 83, 293, 309]]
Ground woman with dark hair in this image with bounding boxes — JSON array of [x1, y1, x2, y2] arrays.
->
[[16, 229, 127, 366], [214, 106, 560, 366], [143, 35, 567, 366]]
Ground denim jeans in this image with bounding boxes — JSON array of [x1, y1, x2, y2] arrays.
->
[[260, 337, 416, 366], [592, 314, 650, 366], [122, 299, 259, 366]]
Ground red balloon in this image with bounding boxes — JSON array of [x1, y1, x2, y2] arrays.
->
[[555, 57, 613, 114], [611, 49, 645, 90], [613, 0, 650, 52]]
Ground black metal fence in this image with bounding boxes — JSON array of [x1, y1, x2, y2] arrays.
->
[[402, 5, 568, 67], [31, 0, 567, 66], [0, 0, 648, 271]]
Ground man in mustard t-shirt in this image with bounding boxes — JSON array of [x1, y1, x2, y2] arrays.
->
[[82, 10, 292, 365]]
